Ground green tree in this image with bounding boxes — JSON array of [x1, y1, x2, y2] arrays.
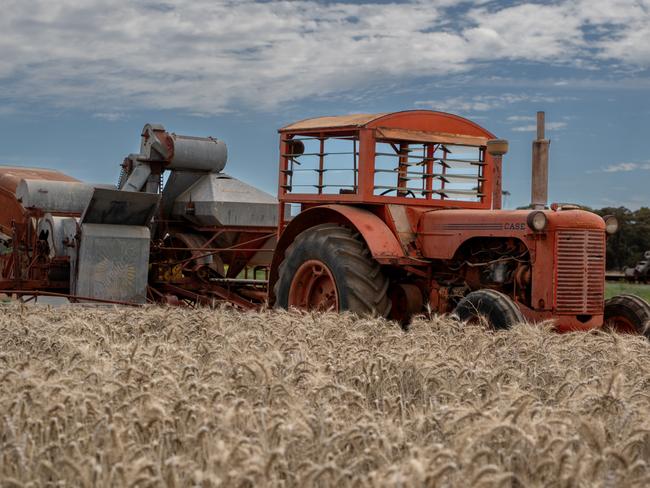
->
[[594, 207, 650, 270]]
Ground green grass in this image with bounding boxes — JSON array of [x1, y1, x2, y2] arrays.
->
[[606, 281, 650, 301]]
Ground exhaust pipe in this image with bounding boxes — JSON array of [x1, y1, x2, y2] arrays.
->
[[531, 111, 550, 209]]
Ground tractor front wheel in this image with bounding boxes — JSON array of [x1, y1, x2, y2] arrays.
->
[[604, 294, 650, 337], [274, 224, 391, 316], [453, 289, 524, 330]]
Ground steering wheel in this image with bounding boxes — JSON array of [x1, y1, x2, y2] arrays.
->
[[379, 188, 417, 198]]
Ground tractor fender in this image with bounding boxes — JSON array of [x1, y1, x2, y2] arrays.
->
[[268, 205, 405, 302]]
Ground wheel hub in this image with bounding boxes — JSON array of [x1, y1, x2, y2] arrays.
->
[[288, 259, 339, 311]]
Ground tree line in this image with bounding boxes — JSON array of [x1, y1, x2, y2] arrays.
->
[[593, 207, 650, 270]]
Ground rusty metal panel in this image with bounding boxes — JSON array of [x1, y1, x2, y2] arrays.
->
[[0, 166, 79, 194], [280, 113, 387, 132], [73, 224, 151, 304], [375, 127, 489, 146], [555, 230, 605, 315]]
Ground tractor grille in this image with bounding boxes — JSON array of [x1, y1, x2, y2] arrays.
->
[[555, 230, 605, 314]]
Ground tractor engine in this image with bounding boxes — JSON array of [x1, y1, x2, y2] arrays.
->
[[444, 238, 531, 306]]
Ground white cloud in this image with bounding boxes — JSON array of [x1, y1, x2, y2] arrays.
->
[[600, 161, 650, 173], [511, 121, 567, 132], [506, 115, 536, 122], [93, 112, 126, 122], [0, 0, 647, 115], [416, 93, 567, 113]]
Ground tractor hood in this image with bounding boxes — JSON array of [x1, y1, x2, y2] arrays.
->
[[416, 208, 605, 260]]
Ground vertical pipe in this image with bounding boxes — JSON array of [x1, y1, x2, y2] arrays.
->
[[353, 138, 358, 191], [531, 111, 550, 209], [492, 151, 502, 209], [358, 129, 374, 199], [425, 143, 434, 199], [277, 138, 288, 239], [441, 146, 448, 200], [397, 142, 409, 197], [318, 137, 325, 194]]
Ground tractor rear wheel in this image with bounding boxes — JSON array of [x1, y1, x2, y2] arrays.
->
[[453, 289, 524, 330], [274, 224, 391, 316], [604, 294, 650, 337]]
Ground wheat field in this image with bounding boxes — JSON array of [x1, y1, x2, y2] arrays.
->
[[1, 304, 649, 487]]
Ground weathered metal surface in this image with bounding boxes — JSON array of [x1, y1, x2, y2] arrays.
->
[[0, 167, 80, 233], [277, 110, 496, 211], [168, 133, 228, 172], [555, 229, 605, 315], [172, 174, 279, 227], [36, 214, 77, 258], [417, 209, 605, 260], [66, 189, 160, 303], [375, 127, 489, 146], [140, 123, 228, 172], [73, 224, 151, 304], [281, 111, 497, 139], [121, 159, 152, 192], [160, 171, 203, 217], [0, 289, 142, 306], [82, 188, 160, 226], [122, 124, 228, 192], [531, 111, 550, 209], [281, 113, 388, 131], [0, 166, 79, 193], [17, 180, 95, 214]]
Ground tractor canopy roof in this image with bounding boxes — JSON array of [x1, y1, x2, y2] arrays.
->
[[280, 110, 495, 147]]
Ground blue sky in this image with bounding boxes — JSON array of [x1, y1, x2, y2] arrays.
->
[[0, 0, 649, 209]]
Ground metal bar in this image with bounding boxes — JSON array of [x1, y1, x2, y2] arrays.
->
[[441, 147, 448, 198], [374, 169, 483, 181], [284, 168, 358, 172], [0, 289, 141, 306], [191, 225, 275, 232], [376, 152, 434, 160], [375, 152, 483, 164], [353, 138, 358, 190], [161, 283, 257, 310], [438, 157, 483, 164], [427, 189, 484, 197], [397, 143, 409, 196], [318, 137, 325, 195], [290, 136, 358, 141], [425, 143, 434, 200], [281, 151, 356, 157], [210, 278, 267, 285], [285, 184, 357, 188], [159, 247, 275, 253], [170, 233, 276, 267], [373, 186, 484, 197]]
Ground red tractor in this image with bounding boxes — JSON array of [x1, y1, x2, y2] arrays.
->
[[269, 110, 650, 335]]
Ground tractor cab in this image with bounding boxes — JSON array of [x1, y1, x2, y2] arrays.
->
[[277, 111, 504, 228]]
